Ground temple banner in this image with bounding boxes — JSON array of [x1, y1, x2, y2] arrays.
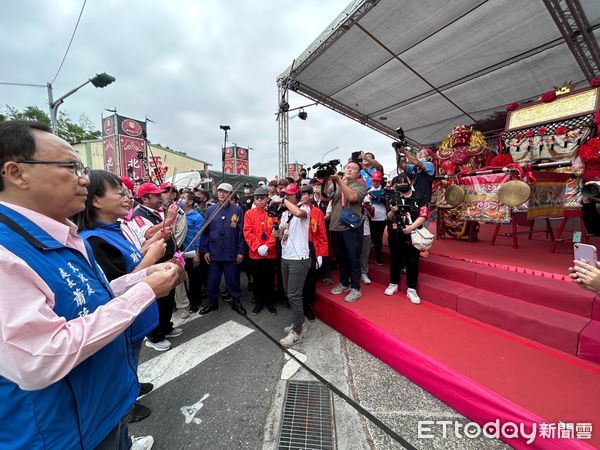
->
[[102, 135, 117, 173], [102, 114, 147, 178]]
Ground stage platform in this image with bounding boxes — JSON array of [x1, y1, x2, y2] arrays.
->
[[314, 222, 600, 449]]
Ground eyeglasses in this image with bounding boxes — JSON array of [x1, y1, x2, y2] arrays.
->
[[17, 160, 91, 178], [118, 189, 133, 197]]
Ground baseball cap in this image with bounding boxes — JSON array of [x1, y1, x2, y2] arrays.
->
[[284, 183, 299, 195], [300, 185, 314, 195], [253, 187, 268, 196], [159, 182, 177, 191], [371, 171, 383, 181], [217, 182, 233, 192], [243, 182, 253, 188], [136, 183, 165, 198], [120, 176, 134, 191]]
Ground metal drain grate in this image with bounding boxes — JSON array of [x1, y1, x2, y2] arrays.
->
[[278, 380, 335, 450]]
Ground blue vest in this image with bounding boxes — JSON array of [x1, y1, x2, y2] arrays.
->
[[0, 205, 138, 449], [80, 222, 159, 343]]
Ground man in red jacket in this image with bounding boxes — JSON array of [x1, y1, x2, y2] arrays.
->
[[243, 187, 278, 314], [301, 185, 329, 320]]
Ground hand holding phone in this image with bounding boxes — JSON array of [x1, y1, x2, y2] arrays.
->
[[574, 243, 597, 266]]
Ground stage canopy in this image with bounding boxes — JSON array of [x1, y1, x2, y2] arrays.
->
[[278, 0, 600, 146]]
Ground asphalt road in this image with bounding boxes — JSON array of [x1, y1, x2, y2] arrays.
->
[[129, 285, 508, 450]]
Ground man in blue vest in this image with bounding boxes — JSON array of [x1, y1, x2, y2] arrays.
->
[[0, 121, 182, 450]]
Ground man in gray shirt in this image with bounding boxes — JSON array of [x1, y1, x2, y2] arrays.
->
[[325, 160, 367, 302]]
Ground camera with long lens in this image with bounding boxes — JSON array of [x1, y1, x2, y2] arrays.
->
[[267, 201, 282, 218], [391, 127, 407, 150], [312, 159, 340, 179], [582, 182, 600, 202]]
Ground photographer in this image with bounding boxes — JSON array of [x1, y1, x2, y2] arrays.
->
[[325, 160, 367, 303], [384, 174, 429, 304], [390, 146, 436, 204], [278, 183, 311, 348], [360, 152, 384, 189]]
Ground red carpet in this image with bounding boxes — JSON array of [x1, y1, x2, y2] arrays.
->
[[315, 282, 600, 449]]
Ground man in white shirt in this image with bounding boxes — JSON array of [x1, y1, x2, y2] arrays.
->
[[278, 183, 311, 348]]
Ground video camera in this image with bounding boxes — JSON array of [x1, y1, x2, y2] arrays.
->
[[312, 159, 340, 179]]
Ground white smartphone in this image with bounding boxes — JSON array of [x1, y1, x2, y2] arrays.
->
[[574, 243, 597, 266]]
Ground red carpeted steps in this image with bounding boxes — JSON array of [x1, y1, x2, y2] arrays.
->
[[457, 289, 589, 354], [367, 254, 597, 361], [314, 277, 600, 449]]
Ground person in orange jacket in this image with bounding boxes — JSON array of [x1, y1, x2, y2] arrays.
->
[[243, 187, 278, 314], [301, 185, 329, 320]]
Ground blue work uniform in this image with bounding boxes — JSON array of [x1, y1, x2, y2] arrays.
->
[[200, 203, 247, 300]]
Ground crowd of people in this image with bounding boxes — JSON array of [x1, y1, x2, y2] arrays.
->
[[0, 120, 439, 449], [1, 119, 599, 449]]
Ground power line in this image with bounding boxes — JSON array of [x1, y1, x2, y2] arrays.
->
[[51, 0, 87, 85]]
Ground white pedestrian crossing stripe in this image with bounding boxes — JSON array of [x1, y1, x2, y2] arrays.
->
[[138, 320, 254, 391]]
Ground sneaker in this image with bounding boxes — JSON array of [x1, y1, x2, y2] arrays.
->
[[384, 283, 399, 296], [266, 303, 277, 315], [131, 435, 154, 450], [189, 305, 199, 314], [279, 330, 302, 348], [251, 304, 263, 315], [145, 339, 171, 352], [407, 288, 421, 304], [330, 283, 351, 295], [360, 273, 371, 285], [284, 322, 308, 334], [165, 327, 183, 338], [344, 288, 362, 303]]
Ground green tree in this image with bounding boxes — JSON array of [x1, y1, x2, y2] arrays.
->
[[0, 105, 101, 143]]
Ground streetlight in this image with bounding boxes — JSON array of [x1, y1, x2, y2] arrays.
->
[[321, 146, 339, 162], [219, 125, 230, 182], [47, 72, 116, 133]]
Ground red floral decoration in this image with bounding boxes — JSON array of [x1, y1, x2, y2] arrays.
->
[[579, 137, 600, 163], [555, 125, 568, 135], [541, 90, 557, 103], [515, 133, 523, 140], [591, 76, 600, 87], [505, 102, 519, 111], [537, 127, 547, 135], [490, 153, 514, 167], [525, 129, 535, 138]]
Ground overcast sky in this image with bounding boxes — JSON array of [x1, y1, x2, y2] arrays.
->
[[0, 0, 396, 178]]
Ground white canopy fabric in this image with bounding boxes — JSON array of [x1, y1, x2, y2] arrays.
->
[[279, 0, 600, 145]]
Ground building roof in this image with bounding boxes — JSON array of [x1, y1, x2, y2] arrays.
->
[[278, 0, 600, 145]]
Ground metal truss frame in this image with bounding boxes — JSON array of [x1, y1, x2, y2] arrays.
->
[[543, 0, 600, 81]]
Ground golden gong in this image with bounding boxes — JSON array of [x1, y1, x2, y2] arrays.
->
[[444, 184, 466, 207], [498, 180, 531, 206]]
